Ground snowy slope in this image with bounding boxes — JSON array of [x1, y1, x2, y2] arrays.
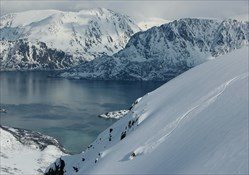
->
[[60, 18, 248, 81], [0, 126, 67, 175], [0, 8, 141, 70], [46, 47, 248, 174]]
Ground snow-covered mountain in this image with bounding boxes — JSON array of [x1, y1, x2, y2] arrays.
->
[[0, 8, 141, 70], [46, 47, 248, 174], [59, 18, 249, 81], [0, 39, 75, 70], [0, 125, 67, 174]]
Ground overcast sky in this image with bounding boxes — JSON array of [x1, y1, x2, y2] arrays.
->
[[1, 0, 248, 21]]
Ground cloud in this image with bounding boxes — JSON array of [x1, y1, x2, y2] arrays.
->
[[1, 0, 248, 21]]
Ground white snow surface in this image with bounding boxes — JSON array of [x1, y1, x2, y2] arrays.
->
[[46, 47, 248, 174], [0, 126, 66, 175]]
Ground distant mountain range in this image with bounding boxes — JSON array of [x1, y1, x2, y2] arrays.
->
[[1, 9, 248, 83], [59, 18, 248, 81], [0, 8, 141, 70]]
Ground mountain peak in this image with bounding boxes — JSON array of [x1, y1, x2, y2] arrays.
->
[[0, 8, 141, 70]]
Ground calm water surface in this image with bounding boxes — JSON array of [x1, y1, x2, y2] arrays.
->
[[0, 71, 164, 153]]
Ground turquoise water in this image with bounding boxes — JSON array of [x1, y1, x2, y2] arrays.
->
[[0, 71, 164, 153]]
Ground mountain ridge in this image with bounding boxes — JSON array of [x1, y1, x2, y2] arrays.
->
[[59, 18, 248, 81]]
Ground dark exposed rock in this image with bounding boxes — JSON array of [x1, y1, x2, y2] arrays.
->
[[131, 152, 136, 158], [73, 166, 78, 172], [45, 158, 65, 175], [120, 131, 126, 140]]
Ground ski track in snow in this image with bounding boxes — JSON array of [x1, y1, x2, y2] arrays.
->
[[128, 73, 249, 160]]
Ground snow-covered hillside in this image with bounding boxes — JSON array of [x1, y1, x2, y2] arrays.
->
[[0, 8, 141, 70], [46, 47, 248, 174], [0, 125, 67, 174], [59, 18, 248, 81]]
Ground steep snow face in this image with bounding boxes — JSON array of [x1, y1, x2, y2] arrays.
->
[[0, 8, 141, 70], [46, 47, 248, 174], [60, 18, 249, 81], [0, 126, 66, 175]]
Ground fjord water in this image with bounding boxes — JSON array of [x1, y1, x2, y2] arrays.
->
[[0, 71, 163, 153]]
